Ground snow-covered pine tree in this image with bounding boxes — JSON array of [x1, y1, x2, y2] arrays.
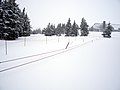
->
[[106, 23, 113, 32], [21, 8, 31, 36], [55, 23, 62, 36], [31, 28, 41, 34], [65, 18, 71, 36], [8, 0, 15, 4], [71, 20, 79, 36], [0, 1, 4, 39], [102, 23, 113, 38], [61, 23, 66, 34], [42, 28, 46, 34], [50, 24, 55, 35], [11, 1, 24, 37], [44, 23, 50, 36], [0, 0, 31, 40], [45, 23, 54, 36], [18, 8, 25, 36], [80, 18, 89, 36], [1, 0, 19, 40], [23, 13, 31, 36]]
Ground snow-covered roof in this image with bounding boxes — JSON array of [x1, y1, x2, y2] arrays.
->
[[92, 23, 103, 30], [111, 24, 120, 30], [92, 23, 120, 31]]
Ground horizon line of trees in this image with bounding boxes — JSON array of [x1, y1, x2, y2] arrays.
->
[[0, 0, 31, 40], [42, 18, 89, 37]]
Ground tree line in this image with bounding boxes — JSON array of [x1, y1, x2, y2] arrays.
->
[[0, 0, 31, 40], [42, 18, 113, 38], [42, 18, 89, 37]]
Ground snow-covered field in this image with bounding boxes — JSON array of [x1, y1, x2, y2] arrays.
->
[[0, 32, 120, 90]]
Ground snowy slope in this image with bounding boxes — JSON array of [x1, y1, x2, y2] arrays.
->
[[0, 32, 120, 90]]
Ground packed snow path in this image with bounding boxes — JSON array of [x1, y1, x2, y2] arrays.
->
[[0, 33, 101, 72], [0, 37, 99, 72], [0, 32, 120, 90]]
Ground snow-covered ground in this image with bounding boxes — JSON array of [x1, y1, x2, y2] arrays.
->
[[0, 32, 120, 90]]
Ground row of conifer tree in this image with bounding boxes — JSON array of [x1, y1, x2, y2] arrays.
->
[[42, 18, 89, 36], [0, 0, 31, 40]]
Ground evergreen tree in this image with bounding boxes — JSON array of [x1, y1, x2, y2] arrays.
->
[[71, 20, 79, 36], [65, 18, 71, 36], [0, 0, 31, 40], [0, 0, 2, 4], [32, 28, 41, 34], [55, 23, 62, 36], [61, 23, 66, 34], [44, 23, 55, 36], [21, 8, 31, 36], [45, 23, 50, 36], [2, 0, 19, 40], [11, 0, 23, 37], [9, 0, 15, 4], [50, 24, 55, 35], [102, 23, 113, 38], [80, 18, 89, 36], [0, 2, 4, 39], [42, 28, 46, 34], [23, 13, 31, 36]]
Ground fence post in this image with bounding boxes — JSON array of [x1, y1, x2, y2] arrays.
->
[[5, 40, 7, 55], [65, 42, 70, 49], [24, 37, 26, 46], [58, 36, 59, 43]]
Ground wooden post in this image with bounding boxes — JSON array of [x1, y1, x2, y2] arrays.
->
[[58, 36, 59, 43], [65, 42, 70, 49], [24, 37, 26, 46], [5, 40, 7, 55]]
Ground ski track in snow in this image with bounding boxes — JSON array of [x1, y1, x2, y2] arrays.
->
[[0, 32, 101, 72]]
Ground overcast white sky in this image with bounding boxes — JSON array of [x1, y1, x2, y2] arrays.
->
[[16, 0, 120, 29]]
